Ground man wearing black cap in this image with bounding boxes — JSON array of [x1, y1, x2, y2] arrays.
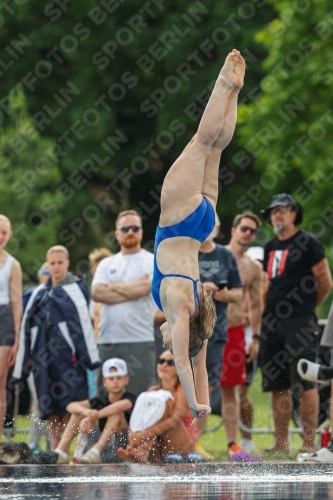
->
[[260, 193, 332, 454]]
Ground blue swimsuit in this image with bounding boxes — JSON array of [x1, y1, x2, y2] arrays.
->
[[152, 196, 215, 312]]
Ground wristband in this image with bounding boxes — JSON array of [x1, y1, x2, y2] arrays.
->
[[252, 334, 261, 341]]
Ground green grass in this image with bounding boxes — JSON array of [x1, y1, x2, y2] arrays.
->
[[2, 371, 323, 461], [200, 370, 311, 461]]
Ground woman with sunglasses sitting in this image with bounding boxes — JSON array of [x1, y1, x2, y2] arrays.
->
[[152, 50, 246, 419], [117, 350, 198, 463]]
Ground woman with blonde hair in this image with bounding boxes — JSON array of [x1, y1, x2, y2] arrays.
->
[[13, 245, 100, 450], [152, 50, 245, 418], [0, 215, 22, 435]]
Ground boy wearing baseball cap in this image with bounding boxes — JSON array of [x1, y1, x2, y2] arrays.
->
[[34, 358, 136, 464], [81, 358, 137, 463]]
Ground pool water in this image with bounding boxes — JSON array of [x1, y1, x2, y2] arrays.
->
[[0, 463, 332, 499]]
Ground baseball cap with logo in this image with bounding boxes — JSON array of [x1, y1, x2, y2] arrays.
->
[[102, 358, 128, 378]]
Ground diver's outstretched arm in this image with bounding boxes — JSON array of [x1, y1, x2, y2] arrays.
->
[[192, 341, 209, 406], [170, 316, 211, 418]]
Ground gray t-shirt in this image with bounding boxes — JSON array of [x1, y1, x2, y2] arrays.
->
[[199, 244, 243, 342]]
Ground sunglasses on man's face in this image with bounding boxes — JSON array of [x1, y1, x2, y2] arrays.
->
[[270, 206, 291, 216], [118, 225, 141, 234], [239, 225, 257, 236], [157, 358, 175, 366]]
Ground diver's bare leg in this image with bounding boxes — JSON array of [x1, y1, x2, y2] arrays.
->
[[160, 50, 239, 225], [201, 53, 245, 204]]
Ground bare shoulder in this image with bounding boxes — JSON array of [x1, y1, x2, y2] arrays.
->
[[11, 259, 22, 275], [244, 255, 261, 272], [251, 258, 263, 273]]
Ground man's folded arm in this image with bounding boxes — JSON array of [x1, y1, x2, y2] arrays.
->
[[92, 280, 152, 304]]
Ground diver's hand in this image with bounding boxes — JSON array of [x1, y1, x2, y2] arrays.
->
[[190, 404, 211, 419]]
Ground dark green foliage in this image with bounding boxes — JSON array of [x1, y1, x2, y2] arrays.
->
[[0, 0, 275, 268], [0, 86, 63, 280], [2, 2, 332, 314]]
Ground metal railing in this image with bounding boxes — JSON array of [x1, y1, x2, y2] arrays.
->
[[203, 318, 330, 437], [4, 321, 331, 442]]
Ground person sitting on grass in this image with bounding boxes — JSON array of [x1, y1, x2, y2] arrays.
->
[[117, 350, 201, 463], [34, 358, 136, 464]]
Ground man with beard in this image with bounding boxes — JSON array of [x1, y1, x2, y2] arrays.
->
[[220, 212, 262, 460], [260, 194, 332, 454], [92, 210, 156, 397]]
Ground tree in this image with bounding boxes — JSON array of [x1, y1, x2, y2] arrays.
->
[[1, 2, 275, 258], [238, 0, 333, 244], [237, 0, 333, 315], [0, 85, 63, 280]]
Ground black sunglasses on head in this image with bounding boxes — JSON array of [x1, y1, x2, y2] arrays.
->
[[157, 358, 175, 366], [239, 225, 257, 236], [118, 225, 141, 234]]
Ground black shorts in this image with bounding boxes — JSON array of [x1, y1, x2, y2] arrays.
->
[[260, 314, 319, 393], [206, 338, 225, 387], [0, 305, 15, 346]]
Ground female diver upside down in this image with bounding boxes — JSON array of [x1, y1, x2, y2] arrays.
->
[[152, 49, 246, 419]]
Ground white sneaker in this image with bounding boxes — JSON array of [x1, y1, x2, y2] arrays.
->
[[297, 447, 333, 463], [240, 439, 255, 454], [297, 359, 325, 384]]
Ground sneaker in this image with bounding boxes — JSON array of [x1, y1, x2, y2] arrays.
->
[[32, 451, 69, 465], [297, 359, 325, 384], [184, 453, 205, 463], [163, 454, 183, 463], [229, 443, 262, 462], [228, 443, 244, 456], [80, 450, 101, 464], [297, 447, 333, 463], [240, 439, 256, 454], [230, 451, 262, 462]]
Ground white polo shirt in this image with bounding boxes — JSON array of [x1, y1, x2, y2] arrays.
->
[[91, 249, 155, 344]]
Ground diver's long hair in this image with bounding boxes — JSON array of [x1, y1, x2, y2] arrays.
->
[[189, 288, 217, 357]]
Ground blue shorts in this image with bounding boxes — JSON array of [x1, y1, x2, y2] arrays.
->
[[206, 338, 225, 387]]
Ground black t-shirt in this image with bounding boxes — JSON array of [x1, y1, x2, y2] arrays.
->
[[199, 244, 243, 342], [264, 230, 326, 318], [89, 388, 137, 431]]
